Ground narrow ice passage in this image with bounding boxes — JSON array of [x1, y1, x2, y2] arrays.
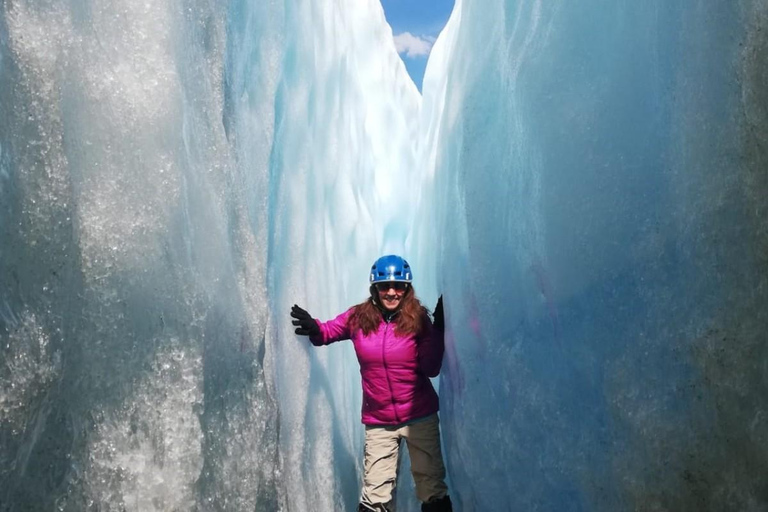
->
[[0, 0, 767, 511]]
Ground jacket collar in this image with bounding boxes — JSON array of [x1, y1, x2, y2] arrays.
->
[[381, 309, 400, 323], [372, 297, 401, 323]]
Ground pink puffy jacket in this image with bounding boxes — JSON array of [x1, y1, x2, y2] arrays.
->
[[309, 307, 445, 426]]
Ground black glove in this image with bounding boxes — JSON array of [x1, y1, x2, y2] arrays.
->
[[432, 295, 444, 331], [291, 304, 320, 337]]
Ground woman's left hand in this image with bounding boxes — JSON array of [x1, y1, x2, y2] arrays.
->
[[433, 295, 444, 331]]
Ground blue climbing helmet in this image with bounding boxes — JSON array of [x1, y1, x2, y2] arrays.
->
[[369, 255, 413, 284]]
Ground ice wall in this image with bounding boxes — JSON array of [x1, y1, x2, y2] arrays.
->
[[0, 0, 422, 510], [414, 0, 768, 510]]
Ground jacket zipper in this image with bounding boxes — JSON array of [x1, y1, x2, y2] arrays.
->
[[381, 321, 400, 424]]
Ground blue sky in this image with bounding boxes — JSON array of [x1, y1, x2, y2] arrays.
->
[[379, 0, 455, 91]]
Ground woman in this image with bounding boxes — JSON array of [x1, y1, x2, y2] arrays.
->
[[290, 255, 453, 512]]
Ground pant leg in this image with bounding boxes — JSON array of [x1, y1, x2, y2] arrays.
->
[[361, 425, 402, 511], [403, 414, 448, 504]]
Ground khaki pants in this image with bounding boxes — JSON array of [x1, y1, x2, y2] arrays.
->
[[360, 414, 448, 511]]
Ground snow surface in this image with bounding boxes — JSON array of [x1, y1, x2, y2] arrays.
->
[[1, 0, 767, 510]]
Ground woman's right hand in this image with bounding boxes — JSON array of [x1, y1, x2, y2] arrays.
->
[[291, 305, 320, 337]]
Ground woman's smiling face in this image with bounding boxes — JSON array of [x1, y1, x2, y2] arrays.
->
[[375, 281, 408, 311]]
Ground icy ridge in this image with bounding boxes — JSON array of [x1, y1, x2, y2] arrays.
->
[[248, 0, 423, 510]]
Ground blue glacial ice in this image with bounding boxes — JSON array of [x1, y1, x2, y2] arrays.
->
[[1, 0, 767, 511]]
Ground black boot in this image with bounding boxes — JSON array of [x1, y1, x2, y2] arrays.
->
[[422, 495, 453, 512], [358, 502, 395, 511]]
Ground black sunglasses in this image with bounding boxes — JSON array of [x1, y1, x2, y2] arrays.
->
[[374, 282, 408, 292]]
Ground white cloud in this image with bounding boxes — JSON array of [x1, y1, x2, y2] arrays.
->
[[392, 32, 436, 58]]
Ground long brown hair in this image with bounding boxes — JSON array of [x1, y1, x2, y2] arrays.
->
[[348, 285, 428, 336]]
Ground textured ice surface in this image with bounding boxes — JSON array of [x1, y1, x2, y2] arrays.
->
[[0, 0, 278, 509], [1, 0, 767, 511]]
